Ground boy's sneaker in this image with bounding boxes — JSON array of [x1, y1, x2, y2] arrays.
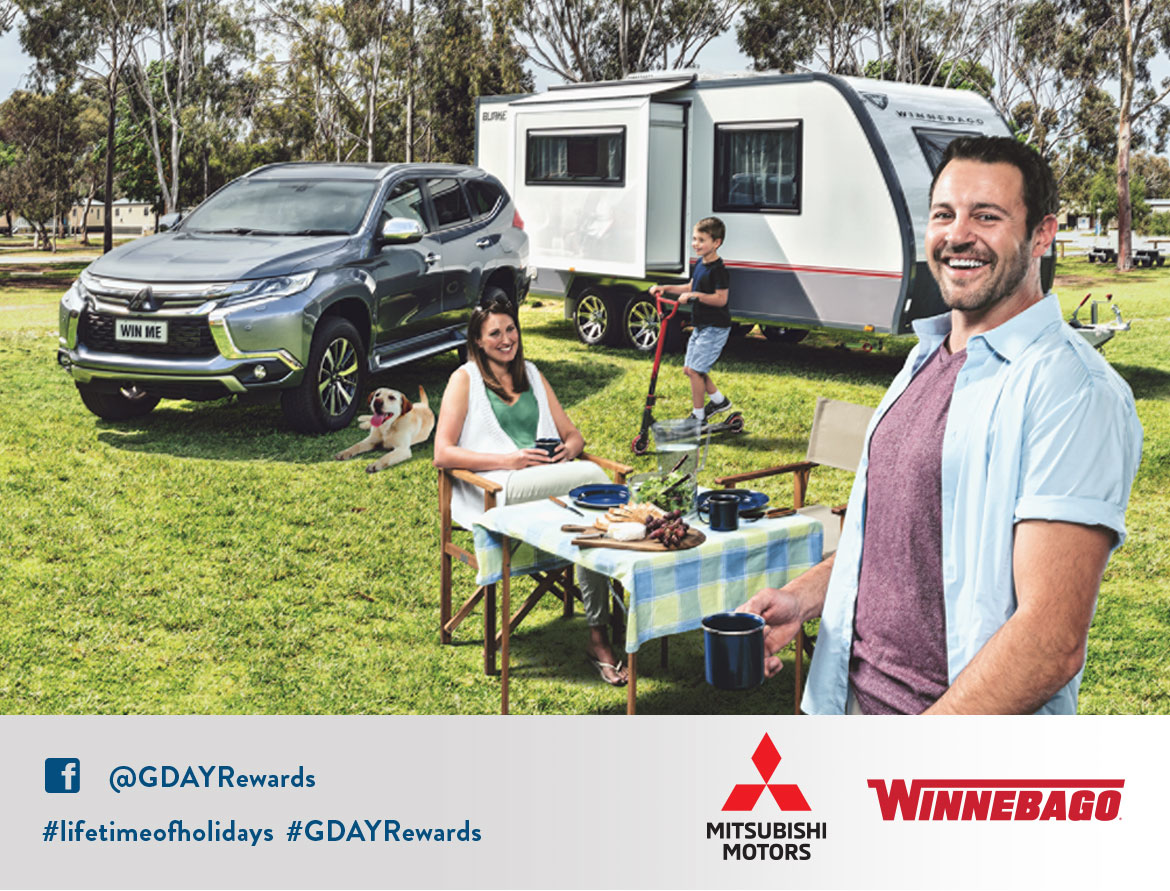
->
[[703, 396, 732, 419]]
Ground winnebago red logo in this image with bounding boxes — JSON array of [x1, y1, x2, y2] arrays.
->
[[723, 734, 811, 812], [868, 779, 1124, 822]]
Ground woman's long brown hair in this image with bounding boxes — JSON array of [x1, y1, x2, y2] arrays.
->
[[466, 297, 529, 399]]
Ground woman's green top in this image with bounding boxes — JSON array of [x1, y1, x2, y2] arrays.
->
[[486, 387, 538, 448]]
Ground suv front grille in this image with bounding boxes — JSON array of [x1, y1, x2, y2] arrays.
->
[[79, 310, 218, 358], [92, 293, 210, 310]]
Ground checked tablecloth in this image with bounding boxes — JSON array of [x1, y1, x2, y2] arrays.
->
[[472, 498, 824, 653]]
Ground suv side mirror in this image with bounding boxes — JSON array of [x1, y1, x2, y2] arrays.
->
[[379, 217, 424, 246], [157, 212, 182, 232]]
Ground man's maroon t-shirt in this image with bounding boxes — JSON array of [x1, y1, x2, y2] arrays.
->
[[849, 343, 966, 714]]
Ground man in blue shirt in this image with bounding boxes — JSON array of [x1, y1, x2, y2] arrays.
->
[[741, 136, 1142, 714]]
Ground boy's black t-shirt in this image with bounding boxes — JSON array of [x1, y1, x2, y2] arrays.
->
[[691, 257, 731, 328]]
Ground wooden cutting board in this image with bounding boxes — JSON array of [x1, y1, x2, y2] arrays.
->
[[570, 527, 706, 552]]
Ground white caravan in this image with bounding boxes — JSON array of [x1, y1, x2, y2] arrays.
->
[[475, 71, 1046, 350]]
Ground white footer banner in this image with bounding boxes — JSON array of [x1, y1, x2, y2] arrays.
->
[[3, 716, 1165, 889]]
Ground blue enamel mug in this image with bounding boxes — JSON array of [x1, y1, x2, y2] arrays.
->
[[533, 437, 561, 458], [702, 611, 765, 690], [698, 492, 740, 531]]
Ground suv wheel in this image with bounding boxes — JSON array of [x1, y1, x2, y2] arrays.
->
[[480, 284, 510, 307], [573, 287, 620, 346], [76, 383, 160, 420], [281, 316, 367, 433]]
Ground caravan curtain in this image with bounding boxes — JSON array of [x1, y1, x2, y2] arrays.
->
[[526, 129, 625, 185], [716, 123, 800, 210]]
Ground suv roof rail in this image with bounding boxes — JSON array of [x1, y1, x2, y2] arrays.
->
[[242, 163, 284, 178]]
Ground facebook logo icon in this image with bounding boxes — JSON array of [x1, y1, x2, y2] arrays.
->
[[45, 758, 80, 793]]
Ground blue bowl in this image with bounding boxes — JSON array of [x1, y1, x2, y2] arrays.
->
[[702, 612, 765, 690]]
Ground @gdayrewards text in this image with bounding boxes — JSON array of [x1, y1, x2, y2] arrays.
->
[[106, 764, 315, 793]]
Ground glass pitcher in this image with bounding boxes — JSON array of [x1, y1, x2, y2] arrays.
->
[[650, 417, 709, 510]]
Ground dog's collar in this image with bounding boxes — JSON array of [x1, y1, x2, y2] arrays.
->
[[370, 413, 388, 427]]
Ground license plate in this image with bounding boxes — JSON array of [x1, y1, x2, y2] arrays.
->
[[115, 318, 168, 343]]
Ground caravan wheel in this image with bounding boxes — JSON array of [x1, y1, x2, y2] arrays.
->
[[621, 293, 684, 353], [573, 288, 621, 346]]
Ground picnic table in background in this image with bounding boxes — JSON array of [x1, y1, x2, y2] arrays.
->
[[473, 498, 824, 714]]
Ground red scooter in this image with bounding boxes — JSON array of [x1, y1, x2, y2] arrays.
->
[[630, 295, 745, 455]]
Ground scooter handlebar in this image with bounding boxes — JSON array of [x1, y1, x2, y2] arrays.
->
[[654, 294, 681, 321]]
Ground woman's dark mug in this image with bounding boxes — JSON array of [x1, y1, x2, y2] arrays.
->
[[534, 437, 561, 459], [699, 492, 739, 531]]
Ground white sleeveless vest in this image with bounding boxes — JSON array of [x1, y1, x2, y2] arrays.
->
[[451, 360, 558, 529]]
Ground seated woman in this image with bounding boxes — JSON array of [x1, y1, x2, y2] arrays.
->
[[433, 297, 628, 686]]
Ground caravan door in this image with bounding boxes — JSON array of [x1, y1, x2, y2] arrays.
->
[[510, 77, 692, 279], [646, 102, 686, 273]]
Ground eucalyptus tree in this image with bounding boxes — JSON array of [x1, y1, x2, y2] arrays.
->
[[259, 0, 408, 162], [18, 0, 151, 252], [413, 0, 531, 163], [123, 0, 255, 214], [518, 0, 743, 83], [980, 1, 1105, 158], [0, 87, 85, 250], [736, 0, 1003, 82], [1096, 0, 1170, 269]]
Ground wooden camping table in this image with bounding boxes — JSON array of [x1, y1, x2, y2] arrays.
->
[[473, 498, 824, 715]]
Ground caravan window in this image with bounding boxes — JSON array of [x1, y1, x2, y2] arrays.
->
[[914, 128, 982, 173], [526, 128, 625, 186], [714, 122, 801, 213]]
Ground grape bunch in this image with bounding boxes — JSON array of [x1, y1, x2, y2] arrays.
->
[[645, 509, 690, 548]]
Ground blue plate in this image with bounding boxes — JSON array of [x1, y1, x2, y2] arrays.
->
[[570, 483, 630, 509], [695, 489, 769, 515]]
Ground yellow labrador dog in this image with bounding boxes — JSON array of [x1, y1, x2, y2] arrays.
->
[[334, 386, 435, 473]]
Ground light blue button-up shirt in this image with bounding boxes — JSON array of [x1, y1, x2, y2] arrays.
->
[[803, 294, 1143, 714]]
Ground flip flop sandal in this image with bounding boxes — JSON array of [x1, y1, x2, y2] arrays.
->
[[586, 653, 628, 687]]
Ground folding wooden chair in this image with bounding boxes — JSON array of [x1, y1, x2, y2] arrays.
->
[[715, 397, 874, 712], [438, 454, 632, 675]]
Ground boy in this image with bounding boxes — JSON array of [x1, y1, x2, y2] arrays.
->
[[650, 216, 732, 422]]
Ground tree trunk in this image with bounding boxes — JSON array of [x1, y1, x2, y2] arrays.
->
[[1116, 0, 1136, 272], [104, 65, 117, 254], [405, 0, 414, 162], [79, 183, 96, 246], [1116, 115, 1133, 271], [367, 84, 375, 162]]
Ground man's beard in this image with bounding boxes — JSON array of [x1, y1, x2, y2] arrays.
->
[[933, 238, 1032, 313]]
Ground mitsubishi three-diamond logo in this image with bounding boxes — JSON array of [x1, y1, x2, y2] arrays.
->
[[722, 733, 810, 812]]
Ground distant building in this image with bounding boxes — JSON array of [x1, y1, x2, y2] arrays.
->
[[67, 199, 157, 236], [1148, 198, 1170, 214]]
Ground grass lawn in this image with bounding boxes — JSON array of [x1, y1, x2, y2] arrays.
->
[[0, 259, 1166, 714]]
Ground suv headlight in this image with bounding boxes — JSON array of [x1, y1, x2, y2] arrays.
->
[[217, 271, 317, 309]]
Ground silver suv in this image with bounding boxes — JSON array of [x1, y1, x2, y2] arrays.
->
[[57, 162, 530, 432]]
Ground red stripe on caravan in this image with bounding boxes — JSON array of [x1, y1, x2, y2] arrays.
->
[[723, 260, 903, 280]]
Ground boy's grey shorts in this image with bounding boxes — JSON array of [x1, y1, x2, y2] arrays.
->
[[684, 324, 731, 374]]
